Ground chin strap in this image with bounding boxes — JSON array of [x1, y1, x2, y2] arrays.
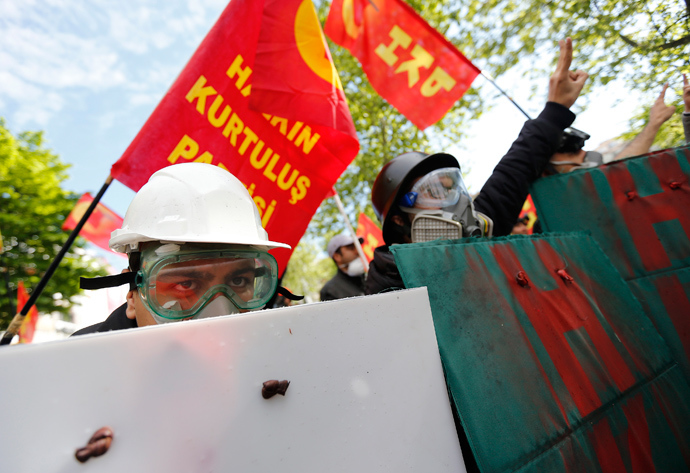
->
[[276, 286, 304, 301], [80, 273, 135, 290]]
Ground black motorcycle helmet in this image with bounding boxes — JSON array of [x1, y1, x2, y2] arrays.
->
[[371, 151, 459, 245]]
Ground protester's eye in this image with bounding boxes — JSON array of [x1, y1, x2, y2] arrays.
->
[[170, 279, 198, 293], [229, 276, 251, 289]]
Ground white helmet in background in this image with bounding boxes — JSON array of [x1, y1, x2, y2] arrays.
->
[[109, 163, 290, 253]]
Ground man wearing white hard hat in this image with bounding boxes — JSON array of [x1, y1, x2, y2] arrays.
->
[[74, 163, 297, 334], [319, 233, 366, 302]]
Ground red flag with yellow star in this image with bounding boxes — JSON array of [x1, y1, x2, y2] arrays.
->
[[325, 0, 479, 130]]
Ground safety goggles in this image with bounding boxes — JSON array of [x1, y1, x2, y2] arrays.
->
[[136, 246, 279, 320], [399, 167, 468, 209]]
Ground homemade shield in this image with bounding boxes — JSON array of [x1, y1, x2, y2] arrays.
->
[[0, 288, 466, 472], [391, 233, 690, 473], [531, 146, 690, 378]]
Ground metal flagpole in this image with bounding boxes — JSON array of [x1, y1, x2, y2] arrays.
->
[[331, 188, 369, 272], [0, 175, 114, 346], [479, 70, 533, 120]]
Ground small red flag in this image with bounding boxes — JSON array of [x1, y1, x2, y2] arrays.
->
[[325, 0, 480, 130], [17, 281, 39, 344], [519, 195, 538, 235], [355, 213, 384, 262], [62, 193, 125, 255], [110, 0, 359, 273]]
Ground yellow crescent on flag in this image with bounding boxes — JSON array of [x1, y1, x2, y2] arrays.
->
[[294, 0, 344, 90]]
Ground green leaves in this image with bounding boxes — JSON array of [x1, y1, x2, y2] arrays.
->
[[0, 119, 108, 328]]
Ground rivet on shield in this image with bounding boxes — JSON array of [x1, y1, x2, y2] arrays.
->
[[75, 426, 113, 463], [262, 380, 290, 399]]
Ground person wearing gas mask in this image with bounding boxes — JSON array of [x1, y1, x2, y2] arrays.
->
[[543, 127, 604, 175], [73, 163, 296, 334], [320, 234, 366, 301], [365, 37, 589, 295]]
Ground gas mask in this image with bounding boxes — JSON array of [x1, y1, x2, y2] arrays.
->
[[399, 167, 493, 243]]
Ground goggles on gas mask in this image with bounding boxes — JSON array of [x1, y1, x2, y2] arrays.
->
[[134, 244, 279, 323], [398, 167, 493, 243]]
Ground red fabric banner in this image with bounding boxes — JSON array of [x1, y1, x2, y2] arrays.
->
[[62, 193, 125, 256], [518, 194, 538, 234], [17, 281, 39, 344], [355, 213, 383, 262], [110, 0, 359, 273], [325, 0, 480, 130]]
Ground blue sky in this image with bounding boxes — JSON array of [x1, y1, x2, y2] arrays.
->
[[1, 0, 647, 250]]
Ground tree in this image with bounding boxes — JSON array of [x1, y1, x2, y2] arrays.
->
[[0, 119, 108, 328]]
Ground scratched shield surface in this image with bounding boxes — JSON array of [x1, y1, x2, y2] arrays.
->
[[0, 288, 466, 472], [531, 146, 690, 379], [391, 233, 690, 473]]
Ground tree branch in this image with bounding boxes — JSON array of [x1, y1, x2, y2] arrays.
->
[[618, 33, 690, 51], [619, 33, 639, 48], [659, 34, 690, 49]]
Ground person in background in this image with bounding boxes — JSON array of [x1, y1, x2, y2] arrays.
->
[[320, 234, 366, 301], [511, 216, 531, 235], [366, 37, 588, 295]]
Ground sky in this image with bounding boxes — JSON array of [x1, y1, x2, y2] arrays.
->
[[1, 0, 649, 262]]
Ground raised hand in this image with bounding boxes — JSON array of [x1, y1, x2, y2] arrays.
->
[[547, 38, 588, 109]]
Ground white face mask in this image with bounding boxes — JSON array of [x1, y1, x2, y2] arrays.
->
[[150, 295, 241, 325], [344, 257, 366, 277]]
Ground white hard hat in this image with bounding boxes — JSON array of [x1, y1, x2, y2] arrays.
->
[[109, 163, 290, 253]]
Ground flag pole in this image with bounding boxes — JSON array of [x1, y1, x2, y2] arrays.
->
[[480, 71, 533, 120], [1, 253, 15, 316], [0, 175, 114, 346], [331, 188, 369, 272]]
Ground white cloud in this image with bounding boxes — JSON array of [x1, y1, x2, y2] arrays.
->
[[0, 0, 228, 129]]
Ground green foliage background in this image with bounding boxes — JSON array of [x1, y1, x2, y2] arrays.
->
[[0, 119, 108, 328]]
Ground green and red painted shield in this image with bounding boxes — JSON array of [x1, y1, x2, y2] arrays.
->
[[391, 233, 690, 473], [532, 146, 690, 379]]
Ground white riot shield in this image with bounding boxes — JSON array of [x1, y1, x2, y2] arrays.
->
[[0, 288, 466, 472]]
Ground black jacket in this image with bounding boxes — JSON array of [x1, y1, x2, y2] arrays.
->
[[366, 102, 575, 295], [320, 270, 365, 301], [71, 303, 137, 336]]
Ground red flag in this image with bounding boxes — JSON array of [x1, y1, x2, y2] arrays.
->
[[62, 193, 126, 255], [325, 0, 480, 130], [110, 0, 359, 273], [518, 194, 538, 235], [17, 281, 39, 344], [355, 213, 384, 262]]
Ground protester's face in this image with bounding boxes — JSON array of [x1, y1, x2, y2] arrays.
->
[[512, 222, 529, 235], [334, 243, 358, 267], [547, 149, 587, 174], [127, 257, 253, 327]]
